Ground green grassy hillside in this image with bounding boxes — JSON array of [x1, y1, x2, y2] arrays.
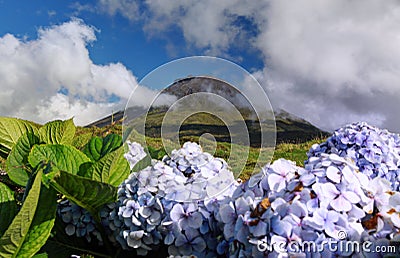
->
[[0, 120, 325, 182], [78, 121, 326, 179]]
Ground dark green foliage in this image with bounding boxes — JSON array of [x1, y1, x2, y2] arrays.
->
[[0, 182, 17, 236], [6, 132, 40, 186], [0, 114, 325, 257], [0, 117, 140, 257], [83, 134, 122, 162]]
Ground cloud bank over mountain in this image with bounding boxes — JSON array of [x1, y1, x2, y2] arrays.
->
[[97, 0, 400, 131]]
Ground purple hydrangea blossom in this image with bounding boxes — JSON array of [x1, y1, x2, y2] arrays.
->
[[106, 142, 237, 256], [97, 122, 400, 257], [124, 141, 147, 169], [307, 122, 400, 190], [171, 228, 207, 256], [170, 203, 203, 230], [267, 158, 296, 192], [216, 122, 400, 257]]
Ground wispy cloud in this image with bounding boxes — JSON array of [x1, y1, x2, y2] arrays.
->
[[47, 10, 57, 17], [97, 0, 140, 21]]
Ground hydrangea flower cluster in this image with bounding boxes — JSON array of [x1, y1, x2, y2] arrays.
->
[[307, 122, 400, 190], [57, 199, 103, 244], [124, 141, 147, 170], [58, 122, 400, 257], [217, 122, 400, 257], [104, 142, 238, 257]]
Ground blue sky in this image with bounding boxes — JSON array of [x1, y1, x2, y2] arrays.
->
[[0, 1, 176, 79], [0, 0, 263, 80], [0, 0, 400, 132]]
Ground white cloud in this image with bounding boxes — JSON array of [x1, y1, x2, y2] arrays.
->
[[137, 0, 266, 55], [97, 0, 140, 21], [35, 94, 117, 125], [254, 0, 400, 131], [85, 0, 400, 131], [0, 19, 163, 126], [136, 0, 400, 132]]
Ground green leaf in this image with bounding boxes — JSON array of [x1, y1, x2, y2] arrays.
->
[[83, 137, 102, 161], [38, 118, 75, 145], [85, 146, 130, 186], [6, 131, 40, 186], [0, 182, 17, 236], [0, 117, 38, 154], [101, 134, 122, 156], [28, 144, 90, 175], [18, 178, 57, 257], [83, 134, 122, 162], [47, 169, 117, 219], [0, 169, 42, 256], [77, 162, 94, 178]]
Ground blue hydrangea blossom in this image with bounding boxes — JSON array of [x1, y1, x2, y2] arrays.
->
[[106, 141, 238, 256], [60, 122, 400, 257]]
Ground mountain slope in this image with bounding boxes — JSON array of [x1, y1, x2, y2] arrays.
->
[[86, 77, 329, 145], [86, 108, 328, 145]]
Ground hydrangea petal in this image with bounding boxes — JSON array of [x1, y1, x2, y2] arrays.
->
[[268, 173, 286, 192], [326, 166, 341, 183], [342, 191, 361, 204], [331, 195, 352, 212]]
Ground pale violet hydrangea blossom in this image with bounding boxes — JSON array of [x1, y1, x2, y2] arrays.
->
[[160, 142, 238, 257], [124, 141, 147, 170], [105, 165, 166, 256], [307, 122, 400, 190], [217, 123, 400, 257], [106, 142, 238, 257], [99, 123, 400, 257]]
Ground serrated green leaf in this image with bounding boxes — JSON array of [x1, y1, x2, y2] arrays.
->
[[0, 117, 39, 154], [38, 118, 75, 145], [101, 134, 122, 156], [48, 169, 117, 219], [32, 253, 48, 258], [6, 131, 40, 186], [86, 146, 130, 186], [28, 144, 90, 175], [77, 162, 94, 178], [83, 134, 122, 162], [0, 169, 42, 256], [18, 178, 57, 257], [0, 182, 17, 236], [83, 137, 102, 161]]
